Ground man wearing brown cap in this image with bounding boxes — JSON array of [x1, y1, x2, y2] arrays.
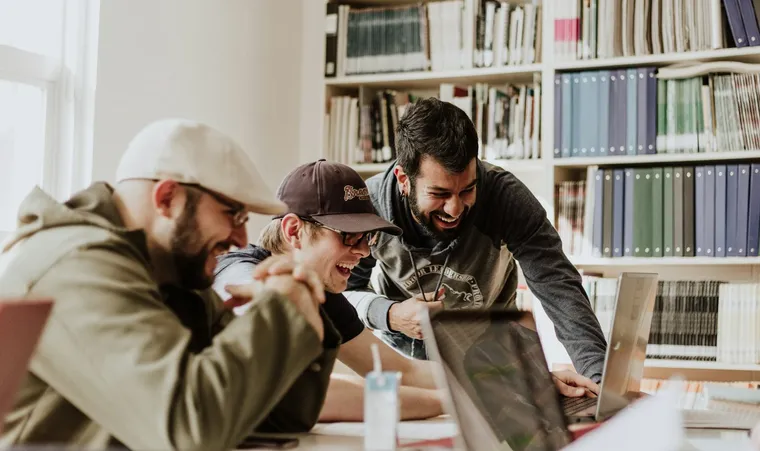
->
[[214, 159, 446, 422], [0, 119, 337, 450]]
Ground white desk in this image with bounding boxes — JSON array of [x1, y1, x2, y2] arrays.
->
[[245, 419, 755, 450]]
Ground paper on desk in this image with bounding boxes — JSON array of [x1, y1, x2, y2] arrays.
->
[[311, 420, 458, 441], [563, 383, 684, 451]]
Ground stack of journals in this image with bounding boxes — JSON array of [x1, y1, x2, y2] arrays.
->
[[557, 164, 760, 259], [581, 276, 760, 364]]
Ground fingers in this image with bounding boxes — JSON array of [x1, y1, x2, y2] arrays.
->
[[553, 371, 600, 396], [565, 373, 600, 395], [223, 297, 250, 310], [418, 287, 446, 302], [556, 380, 586, 397], [225, 284, 254, 300], [426, 301, 444, 314]]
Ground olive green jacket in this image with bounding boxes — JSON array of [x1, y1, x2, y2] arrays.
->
[[0, 183, 339, 450]]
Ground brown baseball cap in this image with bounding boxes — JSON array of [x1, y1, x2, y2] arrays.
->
[[276, 159, 401, 236]]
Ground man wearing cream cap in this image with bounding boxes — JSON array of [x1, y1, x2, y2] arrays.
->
[[0, 119, 337, 450]]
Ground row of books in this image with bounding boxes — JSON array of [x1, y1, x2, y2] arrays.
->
[[554, 67, 760, 158], [556, 164, 760, 259], [551, 0, 759, 62], [450, 81, 541, 161], [583, 277, 760, 364], [323, 1, 542, 77], [325, 81, 541, 165], [325, 90, 414, 165]]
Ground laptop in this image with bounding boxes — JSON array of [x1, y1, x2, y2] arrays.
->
[[0, 299, 53, 434], [419, 273, 659, 450], [422, 308, 572, 451], [562, 272, 659, 423]]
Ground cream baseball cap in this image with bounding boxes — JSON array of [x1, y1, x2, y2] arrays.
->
[[115, 118, 286, 215]]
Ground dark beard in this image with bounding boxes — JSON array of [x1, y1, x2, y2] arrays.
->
[[170, 190, 214, 290], [408, 181, 465, 242]]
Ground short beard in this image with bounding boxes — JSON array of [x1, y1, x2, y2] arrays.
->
[[170, 190, 213, 290], [408, 180, 463, 242]]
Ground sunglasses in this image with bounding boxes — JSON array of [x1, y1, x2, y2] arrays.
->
[[300, 216, 379, 247], [183, 184, 249, 228]]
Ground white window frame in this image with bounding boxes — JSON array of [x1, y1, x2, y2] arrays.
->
[[0, 0, 100, 238]]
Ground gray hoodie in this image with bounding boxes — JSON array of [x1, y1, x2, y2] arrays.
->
[[345, 160, 607, 382]]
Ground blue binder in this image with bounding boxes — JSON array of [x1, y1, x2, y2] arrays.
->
[[726, 165, 739, 256], [737, 164, 751, 256], [554, 74, 562, 158], [626, 69, 638, 156], [748, 164, 760, 256], [696, 166, 706, 256], [561, 74, 572, 158], [715, 165, 728, 257], [705, 166, 716, 257], [598, 71, 610, 157]]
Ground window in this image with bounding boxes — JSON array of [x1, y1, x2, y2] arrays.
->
[[0, 0, 100, 233]]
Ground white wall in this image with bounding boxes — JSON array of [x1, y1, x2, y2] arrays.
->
[[93, 0, 304, 235]]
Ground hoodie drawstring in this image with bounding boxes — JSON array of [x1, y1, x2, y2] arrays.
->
[[406, 249, 452, 359]]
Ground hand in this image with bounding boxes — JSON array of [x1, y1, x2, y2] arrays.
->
[[251, 254, 325, 304], [388, 288, 445, 339], [551, 370, 600, 398]]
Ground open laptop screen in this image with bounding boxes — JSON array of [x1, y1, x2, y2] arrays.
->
[[425, 310, 571, 451]]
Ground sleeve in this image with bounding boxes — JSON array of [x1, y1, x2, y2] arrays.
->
[[29, 242, 332, 451], [346, 253, 397, 332], [321, 293, 365, 343], [484, 172, 607, 382]]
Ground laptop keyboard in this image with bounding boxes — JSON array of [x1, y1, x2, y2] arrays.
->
[[562, 396, 597, 415]]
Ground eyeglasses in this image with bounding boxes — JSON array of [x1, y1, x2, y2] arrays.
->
[[183, 184, 249, 228], [301, 217, 379, 247]]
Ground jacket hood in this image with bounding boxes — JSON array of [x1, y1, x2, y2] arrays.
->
[[2, 182, 139, 253], [372, 160, 487, 257]]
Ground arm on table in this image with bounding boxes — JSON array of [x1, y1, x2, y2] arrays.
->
[[319, 374, 443, 422], [338, 328, 438, 389], [30, 245, 327, 451]]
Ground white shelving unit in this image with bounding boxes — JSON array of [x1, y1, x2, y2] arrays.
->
[[321, 0, 760, 382]]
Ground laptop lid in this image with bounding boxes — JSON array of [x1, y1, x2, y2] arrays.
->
[[595, 272, 658, 421], [422, 309, 571, 451], [0, 299, 53, 434]]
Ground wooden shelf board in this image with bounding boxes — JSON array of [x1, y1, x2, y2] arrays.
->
[[645, 360, 760, 371], [570, 257, 760, 266], [554, 47, 760, 71], [552, 151, 760, 168], [325, 64, 542, 89], [349, 163, 391, 173], [489, 159, 547, 172]]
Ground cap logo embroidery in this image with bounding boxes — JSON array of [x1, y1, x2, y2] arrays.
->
[[344, 185, 369, 201]]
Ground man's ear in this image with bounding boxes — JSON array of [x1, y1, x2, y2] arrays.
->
[[152, 180, 183, 219], [280, 213, 305, 249], [393, 164, 410, 196]]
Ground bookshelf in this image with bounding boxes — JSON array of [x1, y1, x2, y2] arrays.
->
[[321, 0, 760, 379], [326, 64, 543, 88]]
